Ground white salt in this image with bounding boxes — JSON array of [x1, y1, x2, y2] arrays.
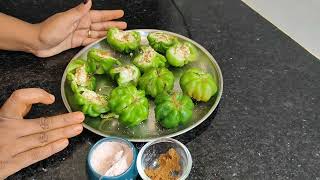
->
[[90, 141, 133, 177]]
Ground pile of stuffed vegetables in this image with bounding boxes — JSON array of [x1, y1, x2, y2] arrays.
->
[[67, 28, 218, 129]]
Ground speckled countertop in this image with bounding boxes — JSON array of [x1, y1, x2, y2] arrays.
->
[[0, 0, 319, 179]]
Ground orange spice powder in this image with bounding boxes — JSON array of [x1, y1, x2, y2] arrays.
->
[[144, 148, 181, 180]]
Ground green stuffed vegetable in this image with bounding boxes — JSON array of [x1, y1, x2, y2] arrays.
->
[[109, 64, 141, 86], [166, 42, 198, 67], [133, 46, 167, 73], [155, 92, 194, 129], [180, 68, 218, 102], [138, 67, 174, 98], [109, 85, 149, 127], [87, 48, 121, 74], [67, 59, 96, 93], [107, 28, 141, 54], [74, 88, 109, 117], [147, 32, 178, 54]]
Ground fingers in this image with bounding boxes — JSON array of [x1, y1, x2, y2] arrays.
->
[[70, 29, 100, 45], [0, 88, 55, 119], [74, 29, 106, 39], [5, 139, 69, 177], [82, 38, 100, 46], [20, 112, 84, 136], [89, 31, 106, 38], [11, 124, 83, 156], [63, 0, 92, 23], [90, 10, 124, 23], [90, 21, 127, 31]]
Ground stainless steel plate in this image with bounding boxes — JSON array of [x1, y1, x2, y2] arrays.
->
[[61, 29, 223, 142]]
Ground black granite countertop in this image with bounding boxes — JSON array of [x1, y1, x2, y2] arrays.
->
[[0, 0, 319, 179]]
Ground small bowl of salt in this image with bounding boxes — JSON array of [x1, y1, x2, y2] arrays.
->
[[87, 137, 138, 180]]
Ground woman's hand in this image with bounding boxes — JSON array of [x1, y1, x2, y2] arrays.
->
[[0, 0, 125, 57], [34, 0, 127, 57], [0, 88, 85, 179]]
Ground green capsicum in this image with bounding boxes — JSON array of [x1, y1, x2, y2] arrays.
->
[[138, 67, 174, 98], [109, 85, 149, 127], [109, 64, 141, 86], [87, 48, 121, 74], [166, 42, 198, 67], [107, 28, 141, 54], [67, 59, 96, 93], [155, 92, 194, 129], [133, 46, 167, 73], [74, 88, 109, 117], [147, 32, 178, 54], [180, 68, 218, 102]]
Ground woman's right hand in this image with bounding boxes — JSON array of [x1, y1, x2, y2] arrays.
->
[[0, 88, 85, 179], [33, 0, 127, 57]]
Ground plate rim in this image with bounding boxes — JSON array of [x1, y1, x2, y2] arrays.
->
[[61, 29, 223, 142]]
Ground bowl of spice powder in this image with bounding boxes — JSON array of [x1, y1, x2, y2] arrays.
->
[[137, 138, 192, 180]]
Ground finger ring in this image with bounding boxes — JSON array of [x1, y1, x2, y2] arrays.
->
[[88, 30, 92, 38]]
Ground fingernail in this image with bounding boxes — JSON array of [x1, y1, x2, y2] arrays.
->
[[83, 0, 88, 4], [49, 94, 55, 101], [75, 112, 85, 121], [62, 139, 69, 148], [74, 124, 83, 132], [57, 139, 69, 151]]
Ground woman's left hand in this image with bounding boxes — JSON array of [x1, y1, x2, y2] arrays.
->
[[33, 0, 126, 57]]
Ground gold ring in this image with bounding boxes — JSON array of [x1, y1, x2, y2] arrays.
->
[[88, 30, 91, 38]]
